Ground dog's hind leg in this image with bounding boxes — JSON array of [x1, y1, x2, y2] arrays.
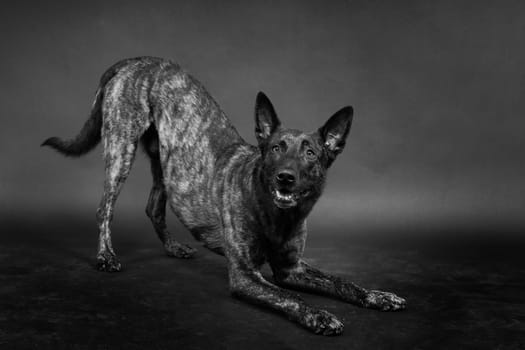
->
[[142, 126, 197, 258], [95, 130, 141, 272]]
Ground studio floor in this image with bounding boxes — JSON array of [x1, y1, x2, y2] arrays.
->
[[1, 212, 524, 349]]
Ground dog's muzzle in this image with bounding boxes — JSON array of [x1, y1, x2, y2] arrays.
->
[[271, 187, 310, 209]]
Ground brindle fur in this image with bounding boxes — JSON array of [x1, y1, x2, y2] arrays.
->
[[42, 57, 406, 335]]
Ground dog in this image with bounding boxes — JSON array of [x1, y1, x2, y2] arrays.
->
[[42, 57, 406, 335]]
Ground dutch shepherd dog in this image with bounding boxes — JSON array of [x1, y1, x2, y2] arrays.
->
[[43, 57, 405, 335]]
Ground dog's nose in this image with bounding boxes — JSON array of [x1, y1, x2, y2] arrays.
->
[[276, 170, 296, 185]]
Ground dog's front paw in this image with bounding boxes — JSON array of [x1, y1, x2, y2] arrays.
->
[[363, 290, 406, 311], [164, 241, 197, 259], [96, 252, 122, 272], [300, 308, 344, 336]]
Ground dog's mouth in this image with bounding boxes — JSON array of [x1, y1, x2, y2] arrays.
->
[[271, 188, 311, 209]]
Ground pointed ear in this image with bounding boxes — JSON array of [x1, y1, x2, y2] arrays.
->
[[319, 106, 353, 160], [255, 91, 281, 142]]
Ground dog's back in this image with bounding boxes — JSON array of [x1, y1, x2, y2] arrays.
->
[[112, 58, 263, 248]]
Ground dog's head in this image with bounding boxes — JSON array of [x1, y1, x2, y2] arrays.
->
[[254, 92, 353, 210]]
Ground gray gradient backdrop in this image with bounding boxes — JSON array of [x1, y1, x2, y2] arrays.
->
[[1, 0, 524, 234]]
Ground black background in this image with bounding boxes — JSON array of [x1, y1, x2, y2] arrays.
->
[[1, 1, 524, 348]]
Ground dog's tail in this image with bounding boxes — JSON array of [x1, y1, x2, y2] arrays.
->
[[41, 59, 129, 157]]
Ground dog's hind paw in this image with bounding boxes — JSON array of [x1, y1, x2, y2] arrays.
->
[[363, 290, 406, 311], [164, 241, 197, 259], [96, 252, 122, 272], [301, 309, 344, 336]]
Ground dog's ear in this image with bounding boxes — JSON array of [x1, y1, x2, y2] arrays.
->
[[319, 106, 353, 162], [255, 92, 281, 142]]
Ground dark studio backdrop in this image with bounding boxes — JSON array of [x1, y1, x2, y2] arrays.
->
[[1, 0, 525, 348], [2, 0, 525, 232]]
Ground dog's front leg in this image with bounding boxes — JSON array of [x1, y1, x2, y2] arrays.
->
[[272, 260, 406, 311], [228, 267, 344, 335]]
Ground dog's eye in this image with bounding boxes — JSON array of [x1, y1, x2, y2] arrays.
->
[[271, 145, 280, 153], [306, 149, 316, 158]]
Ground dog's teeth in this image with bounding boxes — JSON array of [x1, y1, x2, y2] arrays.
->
[[275, 190, 294, 201]]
